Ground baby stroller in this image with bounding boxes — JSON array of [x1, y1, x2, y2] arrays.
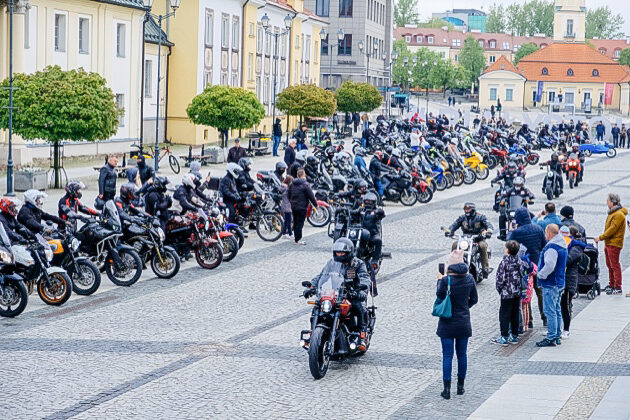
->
[[576, 238, 601, 300]]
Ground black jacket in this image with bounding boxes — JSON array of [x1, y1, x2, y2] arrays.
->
[[565, 240, 586, 294], [58, 195, 99, 220], [219, 175, 241, 203], [449, 213, 493, 235], [561, 217, 586, 239], [173, 185, 198, 213], [98, 163, 117, 198], [17, 203, 65, 234], [0, 212, 32, 243], [288, 178, 317, 212], [227, 146, 247, 164], [311, 259, 370, 291], [288, 162, 302, 179], [145, 189, 172, 217], [284, 146, 296, 166], [360, 208, 385, 235], [369, 157, 387, 178], [436, 263, 478, 339], [294, 129, 307, 145], [236, 170, 255, 193], [273, 122, 282, 137], [136, 156, 155, 185]]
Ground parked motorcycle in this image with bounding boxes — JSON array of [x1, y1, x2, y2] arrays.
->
[[381, 170, 417, 206], [165, 210, 223, 269], [0, 224, 28, 317], [124, 216, 181, 278], [49, 225, 101, 295]]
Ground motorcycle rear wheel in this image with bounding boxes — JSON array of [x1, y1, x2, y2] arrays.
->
[[151, 247, 181, 279], [195, 243, 224, 269], [307, 206, 331, 228], [475, 166, 489, 180], [444, 173, 455, 189], [416, 186, 433, 203], [308, 326, 331, 380], [221, 236, 239, 262], [70, 259, 101, 295], [486, 156, 498, 169], [256, 213, 283, 242], [106, 249, 143, 287], [0, 281, 28, 317], [463, 170, 476, 185], [38, 272, 72, 306], [607, 148, 617, 158], [400, 188, 417, 206]]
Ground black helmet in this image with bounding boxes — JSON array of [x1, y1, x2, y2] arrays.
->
[[332, 238, 354, 263], [238, 157, 253, 171], [551, 152, 559, 161], [464, 202, 476, 217], [325, 146, 336, 159], [154, 176, 169, 192], [355, 180, 368, 195], [306, 156, 318, 166], [275, 161, 287, 175], [385, 145, 393, 154], [65, 180, 85, 199], [363, 192, 377, 210], [120, 184, 138, 202], [507, 162, 517, 175]]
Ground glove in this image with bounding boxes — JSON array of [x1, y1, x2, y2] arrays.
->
[[443, 229, 451, 237], [358, 291, 368, 301], [303, 288, 315, 298]]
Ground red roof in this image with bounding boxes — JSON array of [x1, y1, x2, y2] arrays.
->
[[482, 55, 521, 75]]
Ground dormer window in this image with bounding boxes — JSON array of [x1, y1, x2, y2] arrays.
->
[[416, 35, 423, 43], [599, 48, 606, 54], [592, 69, 599, 76], [567, 68, 574, 76], [489, 40, 496, 48], [542, 67, 548, 75]]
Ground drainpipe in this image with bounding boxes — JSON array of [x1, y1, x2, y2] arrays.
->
[[242, 0, 250, 89], [140, 14, 147, 149], [164, 45, 172, 142]]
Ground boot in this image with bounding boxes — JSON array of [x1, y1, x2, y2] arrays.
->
[[441, 380, 451, 400], [457, 377, 465, 395]]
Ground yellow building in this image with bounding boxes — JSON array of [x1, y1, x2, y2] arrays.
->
[[478, 56, 526, 110]]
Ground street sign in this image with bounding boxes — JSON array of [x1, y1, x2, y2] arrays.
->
[[378, 86, 401, 92]]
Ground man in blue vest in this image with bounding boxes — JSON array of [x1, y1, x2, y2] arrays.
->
[[536, 224, 568, 347]]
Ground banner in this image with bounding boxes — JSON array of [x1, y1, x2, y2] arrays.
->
[[604, 83, 614, 105], [536, 81, 543, 102]]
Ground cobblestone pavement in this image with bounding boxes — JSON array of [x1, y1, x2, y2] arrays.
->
[[1, 150, 630, 419]]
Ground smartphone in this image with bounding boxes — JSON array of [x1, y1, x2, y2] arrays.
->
[[438, 263, 445, 275]]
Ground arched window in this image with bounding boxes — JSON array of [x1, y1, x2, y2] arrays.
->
[[542, 67, 548, 75], [567, 68, 574, 76], [592, 69, 599, 76]]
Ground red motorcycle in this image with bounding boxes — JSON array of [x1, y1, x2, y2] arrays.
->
[[564, 154, 582, 189], [410, 169, 434, 203], [165, 212, 223, 269]]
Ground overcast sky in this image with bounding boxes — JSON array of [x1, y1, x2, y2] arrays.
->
[[417, 0, 630, 37]]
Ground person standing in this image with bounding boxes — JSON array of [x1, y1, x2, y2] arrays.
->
[[136, 155, 154, 185], [560, 205, 586, 238], [620, 124, 627, 148], [294, 124, 308, 151], [280, 175, 294, 239], [612, 123, 620, 147], [272, 118, 283, 157], [288, 169, 317, 245], [284, 139, 297, 167], [436, 248, 478, 399], [562, 226, 586, 338], [98, 155, 118, 204], [533, 202, 563, 232], [227, 138, 247, 163], [596, 121, 605, 141], [626, 124, 630, 149], [332, 113, 339, 135], [536, 224, 568, 347], [352, 112, 360, 133], [490, 105, 496, 119], [594, 193, 627, 295]]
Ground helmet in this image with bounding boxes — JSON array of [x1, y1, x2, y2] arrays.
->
[[363, 192, 377, 210], [24, 189, 47, 208], [182, 173, 197, 188], [572, 143, 579, 150], [373, 151, 384, 160], [463, 202, 476, 217], [392, 148, 401, 158], [226, 163, 243, 178], [237, 157, 253, 171], [325, 146, 335, 159], [385, 145, 393, 155], [434, 140, 445, 149], [551, 152, 559, 161], [120, 183, 138, 201], [354, 180, 368, 195], [306, 156, 318, 166], [66, 180, 85, 199], [154, 176, 169, 192], [332, 238, 354, 263], [0, 197, 18, 216], [485, 133, 492, 140], [275, 161, 287, 175], [443, 132, 452, 141], [354, 147, 365, 157], [295, 150, 307, 163], [513, 176, 524, 188], [507, 162, 517, 175]]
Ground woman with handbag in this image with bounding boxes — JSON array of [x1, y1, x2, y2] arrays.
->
[[435, 249, 478, 400]]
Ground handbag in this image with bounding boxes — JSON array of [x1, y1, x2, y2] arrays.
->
[[432, 276, 452, 318]]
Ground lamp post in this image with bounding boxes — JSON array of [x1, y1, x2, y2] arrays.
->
[[403, 56, 416, 113], [319, 27, 344, 89], [262, 13, 293, 126], [358, 38, 378, 84], [386, 50, 398, 119], [142, 0, 181, 173], [4, 0, 16, 195], [421, 59, 438, 122]]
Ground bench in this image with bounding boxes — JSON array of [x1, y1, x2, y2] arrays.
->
[[180, 145, 215, 167], [244, 133, 271, 156], [93, 153, 128, 178]]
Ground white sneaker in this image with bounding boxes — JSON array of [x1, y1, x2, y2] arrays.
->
[[561, 331, 570, 339], [282, 234, 291, 240], [295, 240, 306, 245]]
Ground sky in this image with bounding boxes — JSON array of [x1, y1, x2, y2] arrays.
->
[[417, 0, 630, 37]]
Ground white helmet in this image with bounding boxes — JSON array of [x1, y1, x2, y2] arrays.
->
[[295, 150, 308, 163], [24, 189, 47, 208], [181, 173, 196, 188], [226, 162, 243, 178], [392, 148, 402, 158]]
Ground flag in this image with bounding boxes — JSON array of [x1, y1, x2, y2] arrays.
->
[[536, 81, 543, 102], [604, 83, 614, 105]]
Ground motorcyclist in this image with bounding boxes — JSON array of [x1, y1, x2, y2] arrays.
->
[[445, 203, 493, 277], [174, 173, 202, 216], [353, 148, 368, 177], [538, 124, 551, 140], [58, 181, 100, 223], [124, 167, 149, 207], [273, 161, 287, 183], [356, 192, 385, 268], [219, 163, 243, 223], [517, 124, 530, 141], [304, 156, 319, 183], [136, 154, 155, 185], [387, 148, 404, 171], [0, 197, 32, 243], [289, 150, 307, 178], [115, 184, 148, 225], [189, 161, 214, 202], [491, 161, 523, 211], [498, 176, 535, 240], [369, 151, 388, 196], [236, 157, 256, 193], [542, 152, 564, 194], [304, 238, 371, 351], [570, 143, 585, 181], [17, 189, 68, 235], [145, 176, 172, 230], [339, 179, 368, 209]]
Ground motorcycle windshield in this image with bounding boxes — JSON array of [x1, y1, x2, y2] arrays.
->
[[0, 223, 11, 247], [509, 195, 523, 209], [316, 263, 346, 296], [36, 233, 52, 251], [104, 200, 122, 230]]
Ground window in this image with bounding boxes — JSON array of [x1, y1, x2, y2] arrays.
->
[[321, 34, 328, 55], [502, 42, 509, 50], [615, 49, 621, 58], [79, 17, 89, 54], [144, 60, 152, 97], [338, 34, 352, 55], [368, 0, 372, 20], [205, 10, 213, 46], [305, 35, 311, 62], [489, 40, 496, 48], [505, 88, 513, 101], [405, 36, 411, 43], [416, 35, 423, 43], [24, 8, 29, 48], [427, 36, 433, 44], [513, 44, 519, 51], [116, 23, 125, 57], [249, 22, 254, 37], [454, 54, 458, 62], [339, 0, 353, 17], [264, 76, 270, 104], [232, 16, 239, 50], [256, 24, 263, 54], [542, 67, 548, 75], [592, 69, 599, 76], [489, 88, 497, 101], [599, 48, 606, 55], [54, 13, 66, 52], [478, 40, 484, 47], [316, 0, 330, 17], [248, 53, 253, 81], [265, 31, 271, 55], [115, 94, 124, 127], [281, 33, 287, 57], [566, 19, 573, 36], [489, 55, 496, 63], [231, 73, 239, 87], [451, 39, 461, 47], [221, 14, 229, 48], [204, 71, 211, 87], [567, 68, 574, 76], [220, 72, 228, 85], [255, 76, 261, 99]]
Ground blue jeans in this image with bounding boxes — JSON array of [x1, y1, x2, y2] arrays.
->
[[373, 177, 384, 196], [440, 337, 468, 381], [297, 142, 307, 151], [361, 138, 366, 148], [542, 286, 563, 340], [272, 135, 281, 156]]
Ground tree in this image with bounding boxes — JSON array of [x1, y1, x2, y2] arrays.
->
[[0, 66, 119, 188], [275, 84, 336, 125], [513, 42, 540, 65], [491, 0, 553, 36], [430, 58, 455, 97], [586, 6, 625, 39], [418, 17, 455, 31], [619, 48, 630, 66], [391, 39, 413, 87], [458, 36, 486, 91], [187, 85, 265, 148], [335, 81, 382, 114], [394, 0, 420, 27], [486, 4, 506, 34]]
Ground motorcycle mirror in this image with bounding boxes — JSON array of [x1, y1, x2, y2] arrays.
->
[[359, 284, 369, 291], [301, 281, 312, 288]]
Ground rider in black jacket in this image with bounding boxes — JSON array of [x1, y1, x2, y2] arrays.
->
[[356, 193, 385, 266], [0, 198, 32, 243], [236, 157, 256, 193], [58, 181, 100, 226], [145, 177, 172, 230], [446, 202, 493, 276], [174, 174, 201, 215], [18, 189, 67, 234], [369, 151, 389, 196], [136, 155, 155, 185], [219, 163, 243, 222], [98, 157, 118, 202]]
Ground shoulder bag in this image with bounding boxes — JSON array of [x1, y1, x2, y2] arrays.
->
[[432, 276, 452, 318]]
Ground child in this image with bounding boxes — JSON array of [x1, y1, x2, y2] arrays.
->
[[280, 175, 294, 239], [493, 241, 529, 346]]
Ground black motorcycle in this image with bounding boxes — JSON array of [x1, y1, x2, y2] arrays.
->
[[123, 216, 181, 279], [442, 227, 491, 284], [0, 224, 28, 317], [541, 164, 562, 200], [381, 170, 417, 206], [49, 225, 101, 295]]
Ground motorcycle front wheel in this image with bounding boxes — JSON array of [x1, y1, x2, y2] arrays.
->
[[475, 166, 489, 180], [228, 226, 245, 249], [221, 236, 239, 262], [106, 249, 143, 286], [0, 280, 28, 317], [607, 148, 617, 158], [308, 326, 331, 380], [444, 173, 455, 189], [195, 243, 224, 269], [70, 259, 101, 295], [151, 247, 181, 279], [256, 213, 283, 242], [400, 187, 417, 206], [546, 185, 554, 201], [486, 156, 498, 169], [307, 206, 331, 228], [452, 170, 464, 187], [569, 173, 575, 189], [38, 272, 72, 306], [435, 176, 448, 191], [416, 186, 433, 203], [528, 153, 540, 165], [463, 170, 477, 185]]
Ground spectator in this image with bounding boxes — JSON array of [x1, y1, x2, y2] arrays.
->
[[492, 241, 528, 346], [594, 193, 627, 295], [612, 123, 620, 147], [626, 124, 630, 149], [521, 254, 536, 333], [284, 139, 297, 167], [533, 202, 563, 231], [280, 175, 294, 240], [436, 246, 478, 399], [332, 113, 339, 135], [620, 124, 627, 148], [596, 121, 605, 141], [507, 208, 547, 328], [560, 205, 586, 238], [490, 105, 495, 119], [136, 155, 154, 185], [562, 226, 586, 339], [227, 138, 247, 164], [448, 96, 452, 107], [288, 169, 317, 245], [361, 113, 369, 131], [345, 112, 352, 130], [272, 118, 283, 157], [98, 155, 118, 203], [536, 224, 568, 347], [352, 112, 360, 133], [294, 124, 308, 151]]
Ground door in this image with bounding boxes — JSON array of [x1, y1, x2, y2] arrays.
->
[[565, 92, 574, 104]]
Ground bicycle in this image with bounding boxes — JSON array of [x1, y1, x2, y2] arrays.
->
[[129, 139, 181, 174]]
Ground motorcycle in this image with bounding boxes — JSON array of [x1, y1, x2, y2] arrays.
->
[[500, 194, 533, 237], [235, 184, 284, 242], [307, 200, 332, 228], [165, 210, 224, 269], [381, 170, 417, 206], [564, 154, 582, 189], [540, 164, 562, 200], [124, 216, 181, 278], [205, 208, 239, 262], [442, 227, 491, 284], [0, 224, 28, 317], [300, 266, 375, 379], [409, 169, 434, 203]]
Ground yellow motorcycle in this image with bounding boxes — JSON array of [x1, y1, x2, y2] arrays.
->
[[464, 151, 490, 180]]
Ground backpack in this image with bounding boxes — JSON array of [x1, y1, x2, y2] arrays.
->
[[578, 244, 598, 275]]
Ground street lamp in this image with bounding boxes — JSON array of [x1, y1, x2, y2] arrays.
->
[[384, 50, 398, 119], [262, 12, 293, 127], [320, 27, 344, 89], [142, 0, 181, 173], [421, 59, 438, 121], [4, 0, 19, 196], [358, 38, 379, 84]]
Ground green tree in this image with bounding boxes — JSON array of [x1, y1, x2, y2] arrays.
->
[[450, 66, 472, 90], [391, 39, 413, 87], [0, 66, 119, 188], [504, 0, 553, 36], [486, 4, 506, 33], [458, 36, 486, 92], [335, 81, 382, 114], [430, 58, 456, 97], [619, 48, 630, 66], [586, 6, 625, 39], [394, 0, 420, 27], [275, 84, 336, 125], [418, 17, 455, 31], [513, 42, 540, 65], [187, 84, 265, 148]]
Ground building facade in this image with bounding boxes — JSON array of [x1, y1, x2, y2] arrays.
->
[[432, 9, 486, 33]]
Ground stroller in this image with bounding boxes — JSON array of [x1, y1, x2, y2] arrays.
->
[[576, 238, 601, 300]]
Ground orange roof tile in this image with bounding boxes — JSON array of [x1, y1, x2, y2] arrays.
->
[[482, 55, 521, 75]]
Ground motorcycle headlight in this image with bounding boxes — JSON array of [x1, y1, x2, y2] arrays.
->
[[71, 238, 80, 252], [157, 228, 166, 242], [458, 240, 469, 251], [0, 249, 13, 264], [218, 215, 224, 224], [45, 248, 53, 262], [547, 171, 554, 178], [321, 300, 332, 313]]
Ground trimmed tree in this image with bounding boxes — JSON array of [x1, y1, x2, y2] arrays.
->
[[513, 42, 540, 65], [187, 84, 265, 148], [459, 36, 486, 93], [619, 48, 630, 66], [275, 84, 336, 126], [335, 81, 382, 114], [0, 66, 120, 188]]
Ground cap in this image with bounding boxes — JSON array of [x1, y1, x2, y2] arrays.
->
[[560, 225, 570, 235], [560, 205, 574, 218], [234, 138, 240, 143]]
